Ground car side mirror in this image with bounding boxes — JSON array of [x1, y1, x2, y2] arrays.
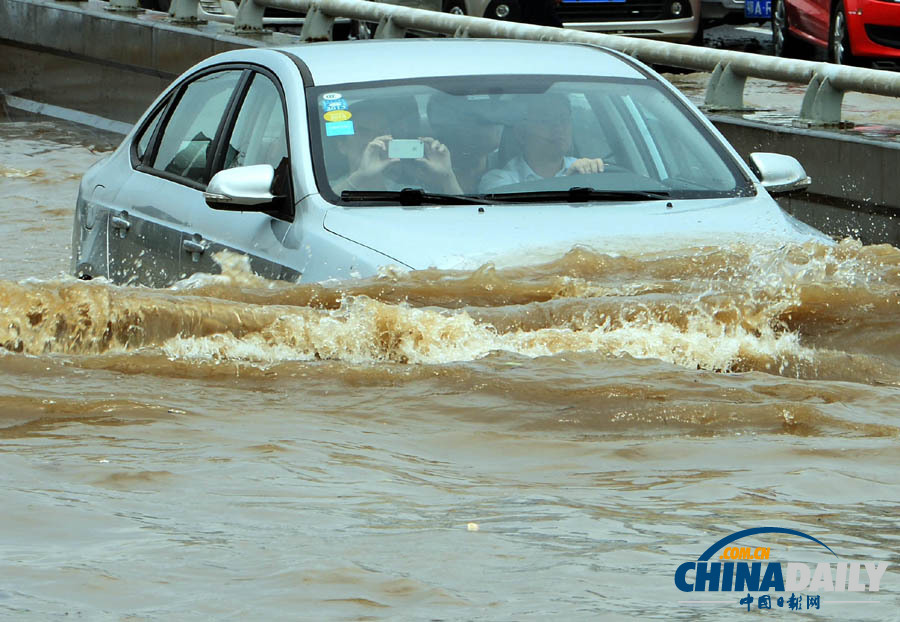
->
[[204, 164, 276, 211], [748, 152, 811, 195]]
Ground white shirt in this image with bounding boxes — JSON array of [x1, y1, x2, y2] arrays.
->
[[478, 155, 577, 193]]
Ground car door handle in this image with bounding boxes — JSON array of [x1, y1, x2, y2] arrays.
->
[[182, 238, 209, 263], [111, 214, 131, 238]]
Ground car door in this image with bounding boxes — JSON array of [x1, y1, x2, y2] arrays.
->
[[111, 66, 299, 285], [108, 68, 244, 286], [178, 69, 300, 282]]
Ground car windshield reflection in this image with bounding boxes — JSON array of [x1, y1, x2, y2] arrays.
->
[[309, 76, 754, 205]]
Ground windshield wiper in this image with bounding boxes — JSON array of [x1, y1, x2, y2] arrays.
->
[[483, 187, 672, 203], [341, 188, 489, 206]]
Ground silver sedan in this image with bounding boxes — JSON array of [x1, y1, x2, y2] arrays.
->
[[71, 38, 821, 287]]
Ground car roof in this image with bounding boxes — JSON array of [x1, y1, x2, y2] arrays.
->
[[273, 39, 649, 86]]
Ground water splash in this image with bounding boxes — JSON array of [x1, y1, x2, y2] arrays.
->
[[0, 242, 897, 382]]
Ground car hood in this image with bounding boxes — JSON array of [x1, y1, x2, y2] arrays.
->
[[322, 194, 825, 271]]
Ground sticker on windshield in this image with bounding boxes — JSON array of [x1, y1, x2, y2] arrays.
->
[[325, 120, 355, 137], [323, 98, 348, 112], [322, 92, 342, 100], [324, 109, 352, 123]]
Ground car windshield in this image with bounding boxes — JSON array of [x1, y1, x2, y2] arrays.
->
[[307, 75, 754, 205]]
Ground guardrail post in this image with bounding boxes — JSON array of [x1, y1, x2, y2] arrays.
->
[[798, 72, 849, 127], [169, 0, 204, 23], [234, 0, 267, 33], [374, 15, 406, 39], [703, 62, 748, 111], [299, 5, 335, 41], [106, 0, 142, 12]]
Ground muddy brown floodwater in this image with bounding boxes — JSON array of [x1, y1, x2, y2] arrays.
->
[[0, 118, 899, 620]]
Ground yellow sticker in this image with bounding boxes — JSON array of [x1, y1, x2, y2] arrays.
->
[[324, 110, 352, 123]]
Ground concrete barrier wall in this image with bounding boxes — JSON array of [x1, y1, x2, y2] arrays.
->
[[0, 0, 262, 73], [2, 0, 897, 244], [0, 0, 297, 121]]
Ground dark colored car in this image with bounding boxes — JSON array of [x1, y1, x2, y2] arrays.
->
[[440, 0, 701, 43]]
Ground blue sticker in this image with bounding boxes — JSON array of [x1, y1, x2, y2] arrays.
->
[[325, 120, 355, 137], [323, 98, 348, 112]]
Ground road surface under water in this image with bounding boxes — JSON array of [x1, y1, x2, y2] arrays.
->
[[1, 118, 899, 620]]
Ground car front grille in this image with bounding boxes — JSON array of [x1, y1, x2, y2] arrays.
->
[[557, 0, 688, 22], [865, 25, 900, 50]]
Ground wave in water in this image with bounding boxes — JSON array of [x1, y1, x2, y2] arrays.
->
[[0, 241, 897, 383]]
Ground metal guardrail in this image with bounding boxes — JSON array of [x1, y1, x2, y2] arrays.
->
[[126, 0, 900, 125]]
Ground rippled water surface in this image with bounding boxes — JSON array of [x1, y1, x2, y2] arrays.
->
[[1, 119, 899, 620]]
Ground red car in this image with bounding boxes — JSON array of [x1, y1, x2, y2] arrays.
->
[[772, 0, 900, 66]]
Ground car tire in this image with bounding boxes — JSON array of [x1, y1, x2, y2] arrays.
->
[[772, 0, 805, 58], [828, 0, 857, 65], [443, 0, 466, 14], [138, 0, 168, 10]]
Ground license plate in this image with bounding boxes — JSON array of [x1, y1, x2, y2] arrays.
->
[[744, 0, 771, 18]]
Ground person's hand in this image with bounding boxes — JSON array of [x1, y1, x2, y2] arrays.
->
[[418, 137, 454, 177], [348, 135, 395, 187], [418, 137, 463, 193], [566, 157, 605, 175]]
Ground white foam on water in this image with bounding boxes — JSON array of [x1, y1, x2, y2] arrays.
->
[[161, 295, 816, 371]]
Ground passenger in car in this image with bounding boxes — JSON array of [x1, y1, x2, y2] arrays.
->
[[330, 98, 463, 195], [478, 93, 605, 193], [427, 95, 503, 194]]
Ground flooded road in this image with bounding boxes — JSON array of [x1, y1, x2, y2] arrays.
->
[[1, 118, 899, 620]]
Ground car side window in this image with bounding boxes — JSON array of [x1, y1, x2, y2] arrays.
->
[[222, 73, 288, 172], [135, 105, 165, 163], [151, 70, 242, 184]]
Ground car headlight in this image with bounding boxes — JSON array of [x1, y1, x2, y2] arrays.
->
[[495, 3, 510, 17]]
